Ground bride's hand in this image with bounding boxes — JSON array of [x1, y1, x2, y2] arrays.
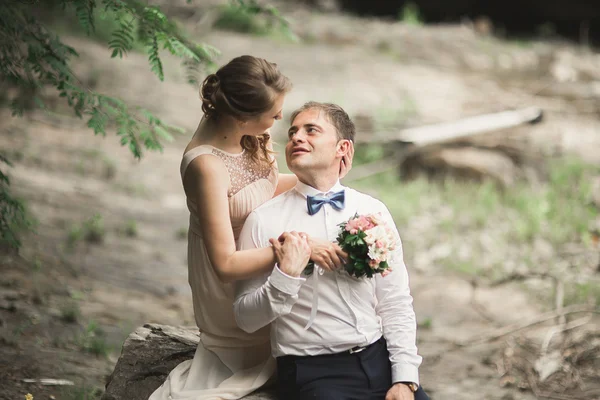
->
[[269, 231, 311, 277], [272, 233, 347, 272], [339, 140, 354, 179]]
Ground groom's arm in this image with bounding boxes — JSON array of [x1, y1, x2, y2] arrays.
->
[[233, 211, 305, 334], [373, 203, 422, 386]]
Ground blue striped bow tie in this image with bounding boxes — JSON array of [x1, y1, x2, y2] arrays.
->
[[307, 190, 345, 216]]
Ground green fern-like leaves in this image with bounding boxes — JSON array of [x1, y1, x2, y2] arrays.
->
[[109, 18, 135, 58], [0, 154, 33, 249], [0, 0, 218, 154], [74, 0, 96, 35], [147, 35, 164, 81], [0, 0, 289, 248], [215, 0, 297, 41], [87, 104, 109, 135]]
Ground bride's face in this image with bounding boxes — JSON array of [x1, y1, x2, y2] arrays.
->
[[244, 94, 285, 136]]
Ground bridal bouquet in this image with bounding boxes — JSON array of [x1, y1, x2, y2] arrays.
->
[[304, 213, 396, 278]]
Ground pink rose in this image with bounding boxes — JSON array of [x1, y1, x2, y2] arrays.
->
[[381, 269, 392, 277], [369, 259, 379, 269], [345, 218, 360, 232], [350, 229, 358, 235], [356, 216, 375, 231], [375, 240, 384, 249]]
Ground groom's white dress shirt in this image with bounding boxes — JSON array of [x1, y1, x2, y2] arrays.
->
[[234, 180, 422, 385]]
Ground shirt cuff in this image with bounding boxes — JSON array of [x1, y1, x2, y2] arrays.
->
[[391, 363, 420, 386], [269, 265, 306, 295]]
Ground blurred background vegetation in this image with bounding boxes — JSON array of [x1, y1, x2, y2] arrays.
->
[[1, 1, 599, 399]]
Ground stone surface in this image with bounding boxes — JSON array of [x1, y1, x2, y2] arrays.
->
[[102, 324, 276, 400]]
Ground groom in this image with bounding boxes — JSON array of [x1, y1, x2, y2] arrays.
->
[[234, 102, 428, 400]]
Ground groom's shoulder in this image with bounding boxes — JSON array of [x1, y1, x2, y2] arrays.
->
[[345, 186, 389, 212], [345, 186, 385, 205]]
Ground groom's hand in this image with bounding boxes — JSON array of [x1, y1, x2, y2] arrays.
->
[[270, 231, 311, 277], [306, 237, 347, 272], [385, 383, 415, 400], [339, 140, 354, 179]]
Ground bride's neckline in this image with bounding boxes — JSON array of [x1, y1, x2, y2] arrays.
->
[[186, 144, 245, 157]]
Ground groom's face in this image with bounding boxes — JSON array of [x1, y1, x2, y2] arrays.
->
[[286, 108, 341, 174]]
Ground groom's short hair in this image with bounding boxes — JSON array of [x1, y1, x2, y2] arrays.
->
[[290, 102, 355, 143]]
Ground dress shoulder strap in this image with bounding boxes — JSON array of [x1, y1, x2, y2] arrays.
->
[[180, 145, 216, 179]]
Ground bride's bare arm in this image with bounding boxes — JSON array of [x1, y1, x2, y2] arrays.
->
[[183, 155, 276, 283], [274, 173, 297, 197]]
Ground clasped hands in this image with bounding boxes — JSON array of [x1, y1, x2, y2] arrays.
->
[[269, 233, 347, 278]]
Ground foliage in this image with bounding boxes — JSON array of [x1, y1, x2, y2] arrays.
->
[[175, 226, 188, 240], [60, 300, 82, 323], [1, 0, 217, 148], [0, 0, 285, 248], [79, 320, 110, 356], [121, 219, 138, 237], [214, 0, 297, 40], [60, 385, 103, 400], [82, 213, 105, 243], [353, 144, 387, 165], [66, 213, 106, 250], [49, 3, 143, 51], [356, 156, 598, 246], [352, 156, 599, 306], [0, 153, 34, 249], [399, 2, 422, 25]]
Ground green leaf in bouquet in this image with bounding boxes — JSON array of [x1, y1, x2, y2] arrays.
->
[[303, 260, 315, 276], [344, 260, 356, 273]]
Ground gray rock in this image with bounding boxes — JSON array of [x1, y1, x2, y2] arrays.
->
[[102, 324, 276, 400]]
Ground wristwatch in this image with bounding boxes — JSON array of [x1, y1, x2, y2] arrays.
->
[[400, 382, 418, 392]]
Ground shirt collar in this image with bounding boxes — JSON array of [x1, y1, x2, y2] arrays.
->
[[294, 179, 345, 198]]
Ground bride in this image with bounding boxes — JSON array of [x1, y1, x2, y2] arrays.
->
[[149, 55, 353, 400]]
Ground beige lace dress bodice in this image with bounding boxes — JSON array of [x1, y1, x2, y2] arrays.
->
[[179, 144, 278, 339]]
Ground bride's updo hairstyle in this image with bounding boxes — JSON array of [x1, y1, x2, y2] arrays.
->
[[200, 55, 292, 166]]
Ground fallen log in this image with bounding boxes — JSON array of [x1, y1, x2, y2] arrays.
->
[[345, 107, 543, 183], [401, 146, 518, 186], [357, 107, 543, 146]]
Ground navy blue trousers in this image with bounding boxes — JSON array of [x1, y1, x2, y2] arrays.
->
[[276, 337, 430, 400]]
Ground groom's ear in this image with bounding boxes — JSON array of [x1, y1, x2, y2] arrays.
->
[[336, 139, 351, 157]]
